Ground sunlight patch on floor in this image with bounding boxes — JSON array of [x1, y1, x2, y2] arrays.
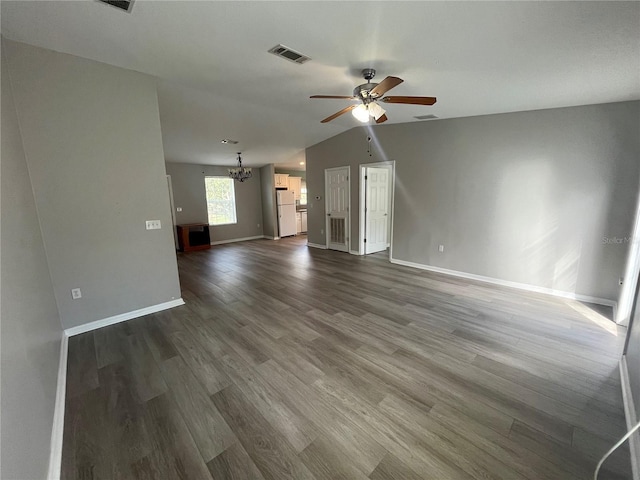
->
[[568, 300, 618, 336]]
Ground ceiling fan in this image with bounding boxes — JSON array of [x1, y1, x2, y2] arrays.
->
[[311, 68, 436, 124]]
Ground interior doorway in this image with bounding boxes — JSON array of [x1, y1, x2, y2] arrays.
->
[[359, 161, 394, 255], [325, 166, 350, 252]]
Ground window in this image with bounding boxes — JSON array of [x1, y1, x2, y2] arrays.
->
[[205, 177, 237, 225], [300, 180, 308, 205]]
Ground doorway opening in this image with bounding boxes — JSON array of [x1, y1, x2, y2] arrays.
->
[[359, 161, 394, 256], [325, 166, 350, 252]]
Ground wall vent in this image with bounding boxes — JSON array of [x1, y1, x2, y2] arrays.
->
[[268, 44, 311, 65], [98, 0, 135, 13], [414, 114, 438, 120]]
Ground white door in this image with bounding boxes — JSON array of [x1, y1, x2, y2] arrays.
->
[[325, 166, 350, 252], [365, 167, 390, 254]]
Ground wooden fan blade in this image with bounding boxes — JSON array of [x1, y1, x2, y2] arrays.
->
[[370, 76, 403, 97], [381, 96, 437, 105], [321, 104, 357, 123], [375, 114, 388, 124], [310, 95, 357, 100]]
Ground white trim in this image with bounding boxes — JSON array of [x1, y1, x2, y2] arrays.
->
[[64, 298, 185, 337], [350, 249, 362, 256], [307, 242, 327, 249], [47, 333, 69, 480], [389, 256, 617, 308], [210, 235, 265, 245], [616, 191, 640, 326], [620, 356, 640, 480], [263, 235, 280, 240]]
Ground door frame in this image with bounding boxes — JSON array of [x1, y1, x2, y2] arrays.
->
[[616, 190, 640, 326], [358, 161, 395, 256], [325, 166, 351, 252], [166, 175, 179, 250]]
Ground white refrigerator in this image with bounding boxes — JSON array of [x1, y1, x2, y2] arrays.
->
[[277, 190, 297, 238]]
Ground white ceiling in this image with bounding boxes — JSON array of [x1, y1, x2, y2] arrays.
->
[[2, 1, 639, 169]]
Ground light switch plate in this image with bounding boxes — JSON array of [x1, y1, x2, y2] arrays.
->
[[146, 220, 162, 230]]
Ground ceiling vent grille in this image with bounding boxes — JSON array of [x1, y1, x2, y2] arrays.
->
[[98, 0, 135, 13], [414, 114, 438, 120], [268, 44, 311, 65]]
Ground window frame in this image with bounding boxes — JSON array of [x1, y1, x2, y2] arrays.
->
[[204, 176, 238, 226]]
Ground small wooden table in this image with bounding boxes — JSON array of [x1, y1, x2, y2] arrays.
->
[[176, 223, 211, 252]]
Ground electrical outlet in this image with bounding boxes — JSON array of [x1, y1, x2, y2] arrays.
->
[[176, 207, 182, 212], [257, 223, 261, 228], [145, 220, 162, 230], [71, 288, 82, 299], [439, 245, 445, 253], [321, 229, 324, 235]]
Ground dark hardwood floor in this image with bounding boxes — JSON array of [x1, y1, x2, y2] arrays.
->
[[62, 236, 632, 479]]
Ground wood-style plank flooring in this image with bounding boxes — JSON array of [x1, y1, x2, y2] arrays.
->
[[62, 236, 633, 479]]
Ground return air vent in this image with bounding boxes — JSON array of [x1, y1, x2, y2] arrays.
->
[[268, 44, 311, 65], [97, 0, 134, 13], [414, 114, 438, 120]]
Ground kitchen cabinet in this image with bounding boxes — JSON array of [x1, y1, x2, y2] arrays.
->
[[274, 173, 289, 188], [296, 210, 307, 234], [296, 212, 302, 234], [288, 176, 302, 201]]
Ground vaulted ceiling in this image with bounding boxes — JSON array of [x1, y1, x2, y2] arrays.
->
[[2, 1, 639, 169]]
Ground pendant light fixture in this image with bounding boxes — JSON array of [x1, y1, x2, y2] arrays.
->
[[228, 152, 252, 182]]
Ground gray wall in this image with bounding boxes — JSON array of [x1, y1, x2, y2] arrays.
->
[[307, 101, 640, 302], [166, 162, 264, 242], [1, 42, 63, 479], [4, 39, 182, 329], [261, 164, 278, 239]]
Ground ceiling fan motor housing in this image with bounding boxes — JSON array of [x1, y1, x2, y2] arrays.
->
[[354, 83, 380, 102], [354, 68, 380, 102]]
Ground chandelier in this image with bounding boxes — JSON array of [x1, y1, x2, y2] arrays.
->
[[228, 152, 252, 182]]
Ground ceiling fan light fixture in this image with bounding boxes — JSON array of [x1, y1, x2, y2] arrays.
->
[[368, 102, 386, 120], [352, 104, 370, 123]]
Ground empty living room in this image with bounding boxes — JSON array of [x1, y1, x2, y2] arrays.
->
[[2, 1, 640, 479]]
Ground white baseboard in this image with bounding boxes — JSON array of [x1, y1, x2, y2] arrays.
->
[[307, 242, 327, 249], [620, 356, 640, 480], [263, 235, 280, 240], [64, 298, 185, 337], [47, 333, 69, 480], [350, 249, 362, 256], [210, 235, 265, 245], [389, 256, 617, 309], [49, 298, 185, 476]]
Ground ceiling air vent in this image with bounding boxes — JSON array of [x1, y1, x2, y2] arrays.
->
[[414, 114, 438, 120], [97, 0, 135, 13], [268, 44, 311, 65]]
